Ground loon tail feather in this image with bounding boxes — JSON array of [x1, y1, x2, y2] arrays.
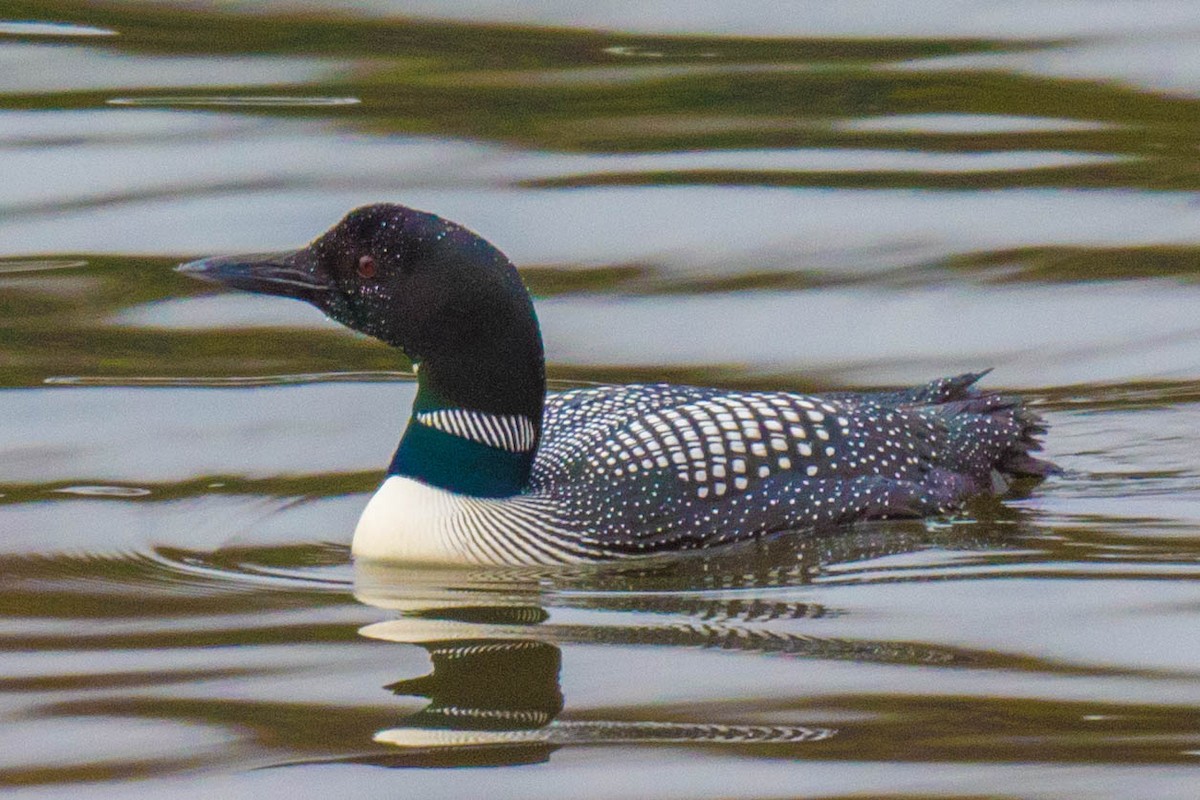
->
[[936, 369, 992, 397], [922, 383, 1059, 483], [827, 370, 1057, 485], [999, 405, 1060, 478], [854, 370, 993, 407]]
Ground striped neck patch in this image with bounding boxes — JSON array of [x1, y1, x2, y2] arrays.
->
[[416, 408, 537, 453]]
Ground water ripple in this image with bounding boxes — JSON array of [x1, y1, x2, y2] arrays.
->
[[45, 371, 414, 388], [376, 719, 836, 748], [51, 485, 152, 498], [0, 259, 88, 274], [0, 21, 117, 37], [106, 96, 361, 108]]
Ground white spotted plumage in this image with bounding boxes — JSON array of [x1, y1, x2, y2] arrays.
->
[[356, 376, 1049, 566]]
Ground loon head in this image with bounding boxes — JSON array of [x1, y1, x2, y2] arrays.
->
[[179, 204, 547, 497], [178, 204, 541, 376]]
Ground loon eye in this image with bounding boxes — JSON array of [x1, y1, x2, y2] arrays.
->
[[357, 254, 377, 279]]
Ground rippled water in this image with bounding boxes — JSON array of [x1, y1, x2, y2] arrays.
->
[[3, 3, 1200, 797]]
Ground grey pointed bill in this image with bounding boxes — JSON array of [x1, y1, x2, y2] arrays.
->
[[176, 249, 330, 303]]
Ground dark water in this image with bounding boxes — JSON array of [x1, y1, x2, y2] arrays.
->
[[3, 3, 1200, 797]]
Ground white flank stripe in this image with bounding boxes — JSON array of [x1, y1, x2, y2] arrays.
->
[[474, 501, 530, 564], [478, 413, 503, 450], [501, 416, 517, 451], [416, 409, 537, 453], [452, 412, 465, 436], [468, 499, 521, 564], [510, 418, 522, 451], [447, 411, 463, 438]]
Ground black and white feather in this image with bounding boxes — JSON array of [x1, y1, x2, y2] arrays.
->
[[360, 374, 1051, 565], [417, 409, 537, 453]]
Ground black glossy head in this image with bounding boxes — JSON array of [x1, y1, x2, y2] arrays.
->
[[179, 204, 546, 419]]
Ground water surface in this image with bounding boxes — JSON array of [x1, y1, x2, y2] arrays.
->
[[2, 2, 1199, 797]]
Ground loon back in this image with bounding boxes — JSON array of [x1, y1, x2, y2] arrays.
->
[[179, 204, 1054, 566]]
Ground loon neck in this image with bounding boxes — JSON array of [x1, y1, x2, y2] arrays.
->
[[387, 317, 546, 498]]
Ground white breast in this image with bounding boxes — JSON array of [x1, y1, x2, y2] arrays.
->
[[352, 475, 594, 566], [352, 476, 476, 564]]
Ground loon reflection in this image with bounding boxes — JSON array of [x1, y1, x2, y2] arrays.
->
[[346, 519, 1023, 765]]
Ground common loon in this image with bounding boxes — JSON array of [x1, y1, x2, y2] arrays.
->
[[179, 203, 1054, 565]]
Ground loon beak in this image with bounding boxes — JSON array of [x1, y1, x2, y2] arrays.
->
[[176, 247, 329, 303]]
